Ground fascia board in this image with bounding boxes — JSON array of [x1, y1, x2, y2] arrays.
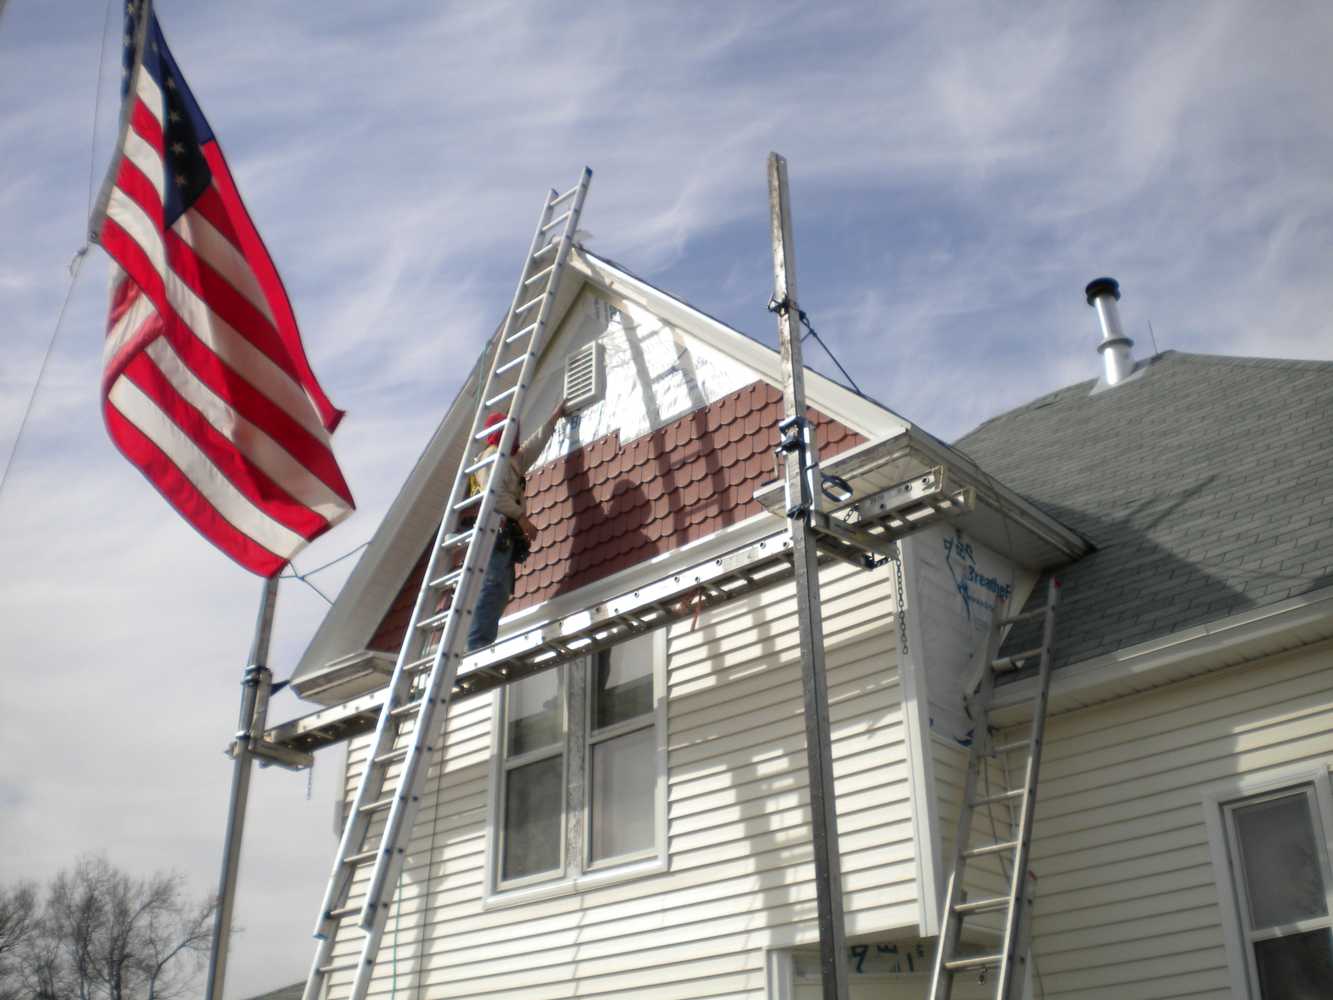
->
[[292, 379, 474, 691], [571, 250, 910, 441], [293, 274, 593, 693], [902, 427, 1089, 562], [990, 583, 1333, 720]]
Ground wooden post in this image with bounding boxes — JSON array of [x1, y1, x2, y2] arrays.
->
[[768, 151, 850, 1000]]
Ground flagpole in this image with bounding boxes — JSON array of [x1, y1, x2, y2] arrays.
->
[[207, 575, 280, 1000]]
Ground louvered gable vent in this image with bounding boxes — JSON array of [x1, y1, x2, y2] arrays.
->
[[564, 341, 601, 410]]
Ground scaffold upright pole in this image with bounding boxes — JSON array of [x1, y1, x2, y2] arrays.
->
[[767, 151, 850, 1000], [206, 575, 279, 1000]]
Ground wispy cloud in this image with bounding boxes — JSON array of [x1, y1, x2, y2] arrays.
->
[[2, 1, 1330, 995]]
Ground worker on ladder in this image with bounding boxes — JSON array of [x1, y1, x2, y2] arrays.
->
[[466, 399, 566, 650]]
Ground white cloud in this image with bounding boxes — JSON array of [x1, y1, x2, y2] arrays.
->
[[2, 2, 1330, 996]]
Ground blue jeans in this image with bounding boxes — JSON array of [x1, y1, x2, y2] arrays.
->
[[467, 543, 516, 651]]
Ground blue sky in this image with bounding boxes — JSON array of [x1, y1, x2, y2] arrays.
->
[[2, 1, 1331, 996]]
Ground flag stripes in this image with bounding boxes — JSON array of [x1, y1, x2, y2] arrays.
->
[[91, 4, 353, 576]]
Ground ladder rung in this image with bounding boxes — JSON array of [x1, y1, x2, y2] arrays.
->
[[540, 209, 573, 233], [992, 738, 1031, 755], [373, 746, 410, 767], [344, 848, 383, 866], [954, 895, 1010, 915], [993, 646, 1043, 671], [453, 492, 483, 512], [532, 239, 558, 260], [505, 320, 540, 345], [485, 386, 519, 408], [390, 698, 423, 720], [427, 567, 464, 593], [972, 787, 1025, 807], [512, 296, 542, 317], [964, 839, 1018, 859], [359, 796, 396, 815], [550, 183, 580, 207], [416, 609, 449, 631], [523, 264, 556, 288], [945, 953, 1003, 972], [472, 419, 510, 442], [998, 608, 1045, 626], [496, 352, 532, 376], [405, 654, 434, 674], [318, 961, 360, 975], [441, 529, 475, 551], [462, 453, 498, 477], [326, 904, 359, 921]]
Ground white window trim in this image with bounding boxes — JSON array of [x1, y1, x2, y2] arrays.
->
[[483, 629, 668, 908], [1200, 757, 1333, 998]]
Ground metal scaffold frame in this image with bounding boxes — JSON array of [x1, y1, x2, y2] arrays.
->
[[244, 155, 1064, 1000]]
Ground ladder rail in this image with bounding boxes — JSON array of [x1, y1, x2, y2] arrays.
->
[[993, 579, 1059, 997], [302, 169, 592, 1000], [929, 578, 1060, 1000], [352, 171, 591, 953], [928, 609, 1005, 1000]]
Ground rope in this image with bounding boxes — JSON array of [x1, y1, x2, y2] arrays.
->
[[766, 295, 865, 398], [279, 541, 371, 605], [2, 0, 114, 503], [88, 0, 116, 218], [414, 744, 447, 999], [0, 249, 88, 503], [795, 309, 865, 398]]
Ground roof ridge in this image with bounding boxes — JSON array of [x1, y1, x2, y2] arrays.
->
[[1161, 349, 1333, 372]]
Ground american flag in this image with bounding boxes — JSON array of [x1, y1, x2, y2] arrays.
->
[[91, 2, 354, 577]]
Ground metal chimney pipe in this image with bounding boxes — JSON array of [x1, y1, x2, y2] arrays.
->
[[1085, 277, 1136, 386]]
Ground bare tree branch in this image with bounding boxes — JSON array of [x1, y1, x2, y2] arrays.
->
[[1, 856, 216, 1000]]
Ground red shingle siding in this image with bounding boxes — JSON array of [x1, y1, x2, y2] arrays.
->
[[368, 380, 864, 651], [517, 380, 862, 608], [367, 547, 427, 653]]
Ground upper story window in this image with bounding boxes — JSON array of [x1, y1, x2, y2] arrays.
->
[[491, 629, 666, 897], [1222, 782, 1333, 998]]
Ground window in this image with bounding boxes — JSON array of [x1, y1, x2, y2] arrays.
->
[[1222, 782, 1333, 998], [491, 630, 665, 896]]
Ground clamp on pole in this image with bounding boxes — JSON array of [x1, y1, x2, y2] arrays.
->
[[777, 415, 815, 520]]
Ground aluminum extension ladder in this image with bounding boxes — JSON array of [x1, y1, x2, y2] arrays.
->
[[929, 577, 1061, 1000], [302, 168, 593, 1000]]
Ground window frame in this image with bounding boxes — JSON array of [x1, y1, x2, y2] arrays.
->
[[494, 665, 569, 891], [484, 628, 668, 906], [582, 638, 662, 872], [1202, 760, 1333, 998]]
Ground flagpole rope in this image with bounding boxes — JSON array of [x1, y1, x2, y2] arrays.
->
[[0, 251, 88, 503], [0, 1, 117, 504], [87, 0, 117, 219]]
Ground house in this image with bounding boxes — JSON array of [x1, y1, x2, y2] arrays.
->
[[267, 246, 1333, 999]]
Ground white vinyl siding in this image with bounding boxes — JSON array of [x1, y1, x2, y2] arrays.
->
[[324, 558, 910, 1000], [933, 735, 1016, 941], [1004, 638, 1333, 1000]]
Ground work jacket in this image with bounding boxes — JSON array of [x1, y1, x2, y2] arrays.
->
[[473, 412, 561, 524]]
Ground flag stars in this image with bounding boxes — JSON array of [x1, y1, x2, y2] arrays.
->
[[165, 76, 177, 91], [168, 110, 182, 124], [171, 142, 186, 155]]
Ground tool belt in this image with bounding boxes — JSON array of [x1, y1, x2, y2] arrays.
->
[[495, 516, 531, 564]]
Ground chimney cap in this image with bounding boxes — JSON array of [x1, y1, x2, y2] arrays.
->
[[1085, 277, 1120, 306]]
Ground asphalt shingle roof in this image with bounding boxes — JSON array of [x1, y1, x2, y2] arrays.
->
[[954, 351, 1333, 670]]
